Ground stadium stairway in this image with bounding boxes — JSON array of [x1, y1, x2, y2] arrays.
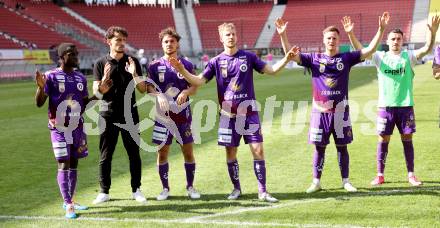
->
[[410, 0, 430, 43], [181, 5, 202, 56], [255, 4, 286, 48], [173, 8, 192, 56]]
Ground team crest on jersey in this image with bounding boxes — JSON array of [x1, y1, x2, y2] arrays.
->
[[239, 63, 248, 72], [319, 63, 326, 73], [59, 82, 65, 93], [336, 62, 344, 71], [77, 82, 84, 91]]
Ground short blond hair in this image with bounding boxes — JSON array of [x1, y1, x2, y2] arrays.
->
[[218, 23, 236, 37], [322, 26, 340, 35]]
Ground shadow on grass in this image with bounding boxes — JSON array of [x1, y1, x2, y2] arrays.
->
[[81, 185, 440, 216]]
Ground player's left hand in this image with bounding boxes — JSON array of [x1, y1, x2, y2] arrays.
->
[[127, 57, 137, 75], [379, 12, 390, 31], [169, 57, 184, 72], [176, 90, 189, 105], [428, 14, 440, 35]]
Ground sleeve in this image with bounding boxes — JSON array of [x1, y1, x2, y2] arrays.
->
[[299, 53, 313, 68], [82, 75, 89, 98], [348, 50, 362, 66], [187, 61, 196, 74], [43, 72, 52, 96], [202, 59, 216, 82], [146, 64, 156, 87], [250, 52, 266, 74], [407, 50, 417, 68], [371, 52, 382, 68], [93, 59, 103, 81]]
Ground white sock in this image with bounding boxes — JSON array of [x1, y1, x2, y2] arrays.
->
[[312, 178, 320, 185], [408, 172, 414, 178]]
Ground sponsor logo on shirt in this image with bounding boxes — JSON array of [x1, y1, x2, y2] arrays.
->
[[158, 66, 166, 82], [59, 82, 65, 93], [384, 67, 405, 75], [321, 90, 341, 96], [325, 78, 337, 88]]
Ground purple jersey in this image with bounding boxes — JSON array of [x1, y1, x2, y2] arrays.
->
[[300, 51, 361, 112], [202, 50, 266, 115], [148, 57, 195, 123], [44, 68, 88, 128]]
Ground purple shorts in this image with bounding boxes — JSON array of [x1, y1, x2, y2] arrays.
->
[[50, 126, 88, 161], [377, 106, 416, 135], [308, 111, 353, 146], [152, 121, 194, 145], [218, 113, 263, 147]]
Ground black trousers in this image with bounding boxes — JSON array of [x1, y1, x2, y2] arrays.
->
[[98, 119, 141, 193]]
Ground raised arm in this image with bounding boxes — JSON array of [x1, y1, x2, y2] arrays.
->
[[263, 46, 300, 75], [414, 14, 440, 60], [359, 12, 389, 60], [35, 70, 47, 107], [342, 16, 364, 51], [169, 57, 207, 86], [275, 18, 292, 56]]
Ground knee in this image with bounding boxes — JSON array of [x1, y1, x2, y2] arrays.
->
[[401, 134, 412, 141], [58, 161, 70, 170]]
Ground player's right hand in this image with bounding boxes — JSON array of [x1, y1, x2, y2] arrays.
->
[[341, 16, 354, 33], [169, 57, 184, 72], [287, 46, 300, 60], [379, 12, 390, 31], [275, 17, 288, 35], [157, 93, 170, 112], [35, 70, 46, 89], [99, 62, 113, 94]]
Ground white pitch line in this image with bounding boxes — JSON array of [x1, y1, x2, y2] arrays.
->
[[185, 186, 440, 221], [185, 198, 334, 221], [0, 187, 433, 227], [0, 215, 389, 228]]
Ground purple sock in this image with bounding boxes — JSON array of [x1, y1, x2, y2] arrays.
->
[[337, 145, 349, 179], [68, 169, 77, 199], [57, 170, 71, 204], [227, 160, 241, 190], [184, 162, 195, 189], [253, 160, 267, 193], [312, 146, 326, 179], [402, 140, 414, 172], [377, 141, 389, 174], [158, 163, 170, 190]]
